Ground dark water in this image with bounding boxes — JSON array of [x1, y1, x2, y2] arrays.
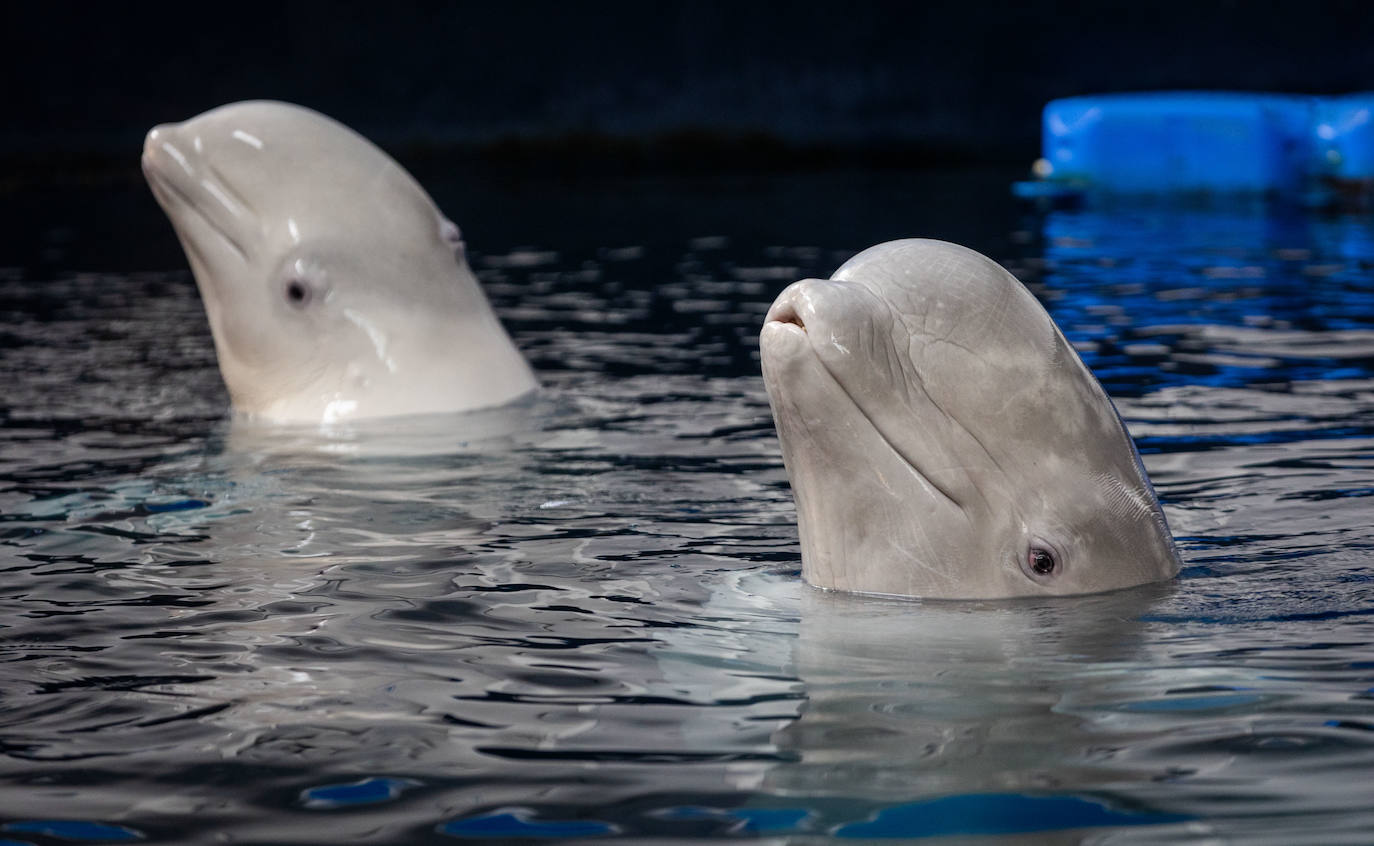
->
[[2, 172, 1373, 844]]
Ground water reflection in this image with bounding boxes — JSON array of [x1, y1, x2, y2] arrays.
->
[[774, 586, 1174, 799], [1008, 205, 1374, 397]]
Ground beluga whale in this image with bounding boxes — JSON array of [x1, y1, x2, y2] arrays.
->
[[759, 239, 1181, 600], [142, 101, 537, 424]]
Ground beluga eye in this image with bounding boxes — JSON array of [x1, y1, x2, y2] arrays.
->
[[285, 278, 312, 307], [1027, 547, 1057, 578], [1018, 539, 1062, 585]]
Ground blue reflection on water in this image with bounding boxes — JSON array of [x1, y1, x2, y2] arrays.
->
[[656, 805, 812, 833], [141, 499, 209, 514], [834, 793, 1191, 838], [1118, 692, 1264, 712], [2, 821, 142, 841], [1022, 206, 1374, 397], [439, 810, 617, 839], [300, 776, 421, 809]]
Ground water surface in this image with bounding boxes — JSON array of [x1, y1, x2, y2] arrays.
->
[[2, 175, 1373, 843]]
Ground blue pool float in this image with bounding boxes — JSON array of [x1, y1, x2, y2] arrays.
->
[[1014, 91, 1374, 203]]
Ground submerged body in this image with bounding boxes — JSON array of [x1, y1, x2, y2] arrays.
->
[[142, 100, 536, 424], [759, 239, 1180, 599]]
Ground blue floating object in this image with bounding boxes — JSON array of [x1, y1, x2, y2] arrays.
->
[[1315, 95, 1374, 182], [1014, 91, 1374, 202]]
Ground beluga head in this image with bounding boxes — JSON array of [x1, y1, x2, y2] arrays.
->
[[759, 239, 1181, 600], [142, 100, 537, 424]]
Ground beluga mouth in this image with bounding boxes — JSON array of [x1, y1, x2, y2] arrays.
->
[[763, 277, 965, 513], [142, 127, 257, 266], [766, 298, 807, 332], [759, 238, 1181, 600], [142, 100, 537, 425]]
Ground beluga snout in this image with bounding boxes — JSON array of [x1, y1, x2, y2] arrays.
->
[[142, 100, 537, 425], [759, 238, 1181, 600]]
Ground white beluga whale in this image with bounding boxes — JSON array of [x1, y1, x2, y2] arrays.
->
[[759, 239, 1181, 599], [142, 100, 537, 424]]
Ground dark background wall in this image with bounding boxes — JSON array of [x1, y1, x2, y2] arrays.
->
[[4, 0, 1372, 173], [2, 0, 1371, 272]]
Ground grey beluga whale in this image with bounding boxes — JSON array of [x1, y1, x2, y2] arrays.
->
[[759, 238, 1181, 599], [142, 100, 537, 424]]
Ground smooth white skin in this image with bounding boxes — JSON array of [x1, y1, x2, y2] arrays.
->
[[142, 100, 537, 424], [759, 239, 1181, 599]]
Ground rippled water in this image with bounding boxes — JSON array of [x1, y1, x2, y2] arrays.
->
[[2, 176, 1374, 844]]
